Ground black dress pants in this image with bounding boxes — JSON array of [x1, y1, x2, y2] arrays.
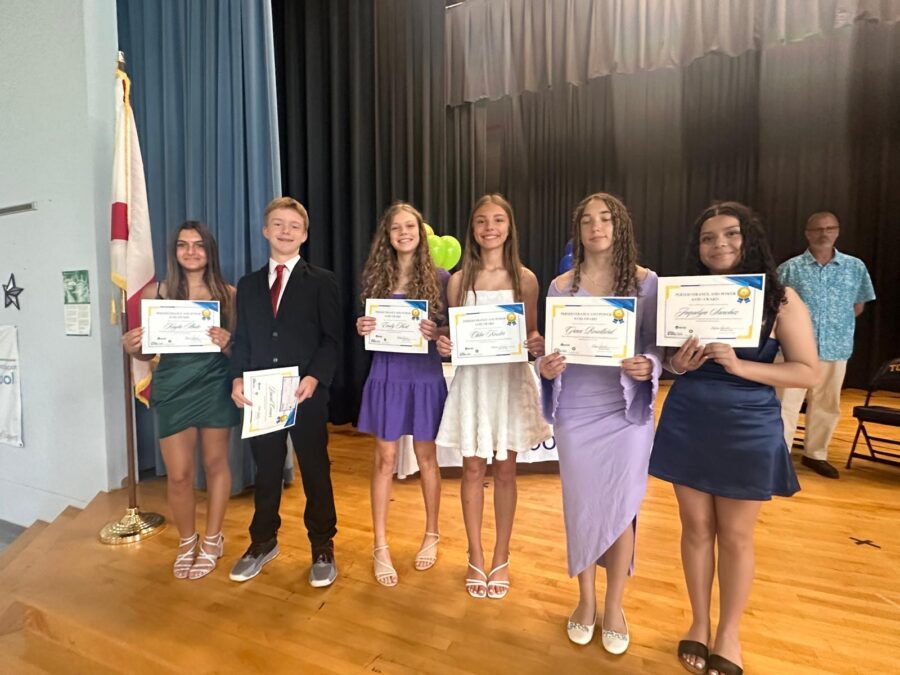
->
[[248, 386, 337, 548]]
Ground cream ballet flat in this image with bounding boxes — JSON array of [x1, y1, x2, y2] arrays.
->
[[601, 609, 630, 655], [566, 611, 597, 645]]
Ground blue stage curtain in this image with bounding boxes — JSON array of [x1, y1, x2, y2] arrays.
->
[[118, 0, 289, 490]]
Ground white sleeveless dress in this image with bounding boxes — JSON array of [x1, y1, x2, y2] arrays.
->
[[436, 289, 551, 461]]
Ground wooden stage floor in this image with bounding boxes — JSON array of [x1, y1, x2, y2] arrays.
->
[[1, 386, 899, 673]]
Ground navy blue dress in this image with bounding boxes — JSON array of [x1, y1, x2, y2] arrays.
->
[[649, 337, 800, 501]]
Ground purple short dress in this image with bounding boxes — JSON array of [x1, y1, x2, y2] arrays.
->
[[356, 270, 450, 442]]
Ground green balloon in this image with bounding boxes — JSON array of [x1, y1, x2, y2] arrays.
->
[[427, 234, 446, 266], [441, 235, 462, 269]]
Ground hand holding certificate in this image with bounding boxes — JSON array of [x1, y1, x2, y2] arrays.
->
[[141, 300, 220, 354], [449, 303, 526, 366], [656, 274, 765, 348], [363, 299, 429, 354], [545, 297, 637, 366], [241, 366, 300, 439]]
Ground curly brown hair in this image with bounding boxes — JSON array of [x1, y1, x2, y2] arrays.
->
[[360, 202, 444, 321], [455, 194, 525, 305], [569, 193, 639, 297]]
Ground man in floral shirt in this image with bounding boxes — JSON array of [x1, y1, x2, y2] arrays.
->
[[778, 212, 876, 479]]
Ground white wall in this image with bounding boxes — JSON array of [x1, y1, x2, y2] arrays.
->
[[0, 0, 126, 526]]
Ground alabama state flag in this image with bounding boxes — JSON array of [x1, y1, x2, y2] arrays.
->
[[110, 65, 155, 405]]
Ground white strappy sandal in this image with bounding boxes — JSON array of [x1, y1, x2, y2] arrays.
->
[[373, 545, 398, 587], [188, 532, 224, 580], [466, 555, 488, 599], [414, 532, 440, 571], [173, 533, 199, 579], [487, 559, 510, 600]]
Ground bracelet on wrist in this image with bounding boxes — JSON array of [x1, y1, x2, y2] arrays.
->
[[669, 361, 686, 375]]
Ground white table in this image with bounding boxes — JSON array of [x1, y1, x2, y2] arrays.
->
[[396, 363, 557, 478]]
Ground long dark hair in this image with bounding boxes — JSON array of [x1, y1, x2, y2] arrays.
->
[[164, 221, 234, 329], [569, 192, 639, 297], [359, 202, 444, 321], [686, 202, 785, 324], [456, 194, 525, 305]]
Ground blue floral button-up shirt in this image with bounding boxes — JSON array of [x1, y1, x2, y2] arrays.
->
[[777, 249, 875, 361]]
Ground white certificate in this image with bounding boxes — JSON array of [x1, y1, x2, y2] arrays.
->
[[656, 274, 765, 348], [241, 366, 300, 439], [449, 302, 527, 366], [141, 299, 220, 354], [545, 296, 637, 366], [364, 298, 428, 354]]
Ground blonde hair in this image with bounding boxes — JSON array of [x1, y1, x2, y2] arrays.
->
[[456, 194, 524, 306], [264, 196, 309, 229], [360, 202, 444, 321]]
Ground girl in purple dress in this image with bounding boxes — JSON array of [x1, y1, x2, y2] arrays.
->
[[356, 202, 449, 587], [538, 193, 662, 655]]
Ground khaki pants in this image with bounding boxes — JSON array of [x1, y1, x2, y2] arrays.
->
[[778, 360, 848, 461]]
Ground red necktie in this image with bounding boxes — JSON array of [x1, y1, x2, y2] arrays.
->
[[270, 264, 286, 316]]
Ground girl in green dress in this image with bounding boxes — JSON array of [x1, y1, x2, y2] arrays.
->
[[122, 221, 239, 579]]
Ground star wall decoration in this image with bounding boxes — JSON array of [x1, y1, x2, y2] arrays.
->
[[3, 273, 23, 310]]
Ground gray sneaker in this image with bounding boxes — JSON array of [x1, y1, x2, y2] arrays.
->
[[309, 548, 337, 588], [229, 539, 279, 582]]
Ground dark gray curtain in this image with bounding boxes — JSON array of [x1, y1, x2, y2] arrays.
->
[[273, 2, 897, 417], [374, 0, 485, 234], [272, 0, 376, 423], [459, 21, 898, 387]]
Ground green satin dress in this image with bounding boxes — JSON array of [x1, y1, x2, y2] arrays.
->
[[151, 352, 240, 438]]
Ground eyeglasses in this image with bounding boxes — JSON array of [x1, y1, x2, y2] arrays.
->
[[806, 226, 839, 234]]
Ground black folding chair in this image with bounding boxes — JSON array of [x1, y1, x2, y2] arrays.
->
[[846, 357, 900, 469], [792, 400, 806, 450]]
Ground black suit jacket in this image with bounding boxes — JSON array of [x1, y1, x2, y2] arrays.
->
[[230, 259, 341, 387]]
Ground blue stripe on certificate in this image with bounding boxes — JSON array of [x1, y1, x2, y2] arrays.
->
[[602, 298, 635, 312], [725, 274, 764, 290], [497, 303, 525, 315]]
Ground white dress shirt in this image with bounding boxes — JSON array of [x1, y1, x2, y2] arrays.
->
[[268, 255, 301, 312]]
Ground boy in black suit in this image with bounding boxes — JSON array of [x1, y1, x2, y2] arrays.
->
[[229, 197, 341, 587]]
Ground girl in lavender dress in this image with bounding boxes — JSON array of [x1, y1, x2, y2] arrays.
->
[[538, 193, 662, 654], [356, 202, 449, 587], [435, 194, 550, 599]]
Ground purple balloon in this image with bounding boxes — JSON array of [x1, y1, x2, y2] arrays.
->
[[564, 239, 573, 256], [559, 252, 573, 273]]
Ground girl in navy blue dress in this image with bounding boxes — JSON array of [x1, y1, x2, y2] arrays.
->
[[650, 203, 819, 675]]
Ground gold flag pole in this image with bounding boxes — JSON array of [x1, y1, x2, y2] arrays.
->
[[100, 52, 165, 544]]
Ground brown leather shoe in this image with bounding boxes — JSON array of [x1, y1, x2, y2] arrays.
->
[[801, 456, 840, 479]]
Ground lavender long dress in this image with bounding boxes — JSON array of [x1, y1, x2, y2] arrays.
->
[[538, 272, 662, 577]]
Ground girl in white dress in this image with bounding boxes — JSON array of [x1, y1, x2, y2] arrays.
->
[[436, 194, 550, 599]]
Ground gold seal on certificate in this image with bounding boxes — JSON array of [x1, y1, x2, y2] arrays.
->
[[241, 366, 300, 439], [364, 299, 429, 354], [545, 296, 637, 366], [449, 302, 527, 366], [141, 299, 220, 353], [656, 274, 765, 347]]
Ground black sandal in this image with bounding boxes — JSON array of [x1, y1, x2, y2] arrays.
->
[[707, 653, 743, 675], [678, 640, 709, 674]]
